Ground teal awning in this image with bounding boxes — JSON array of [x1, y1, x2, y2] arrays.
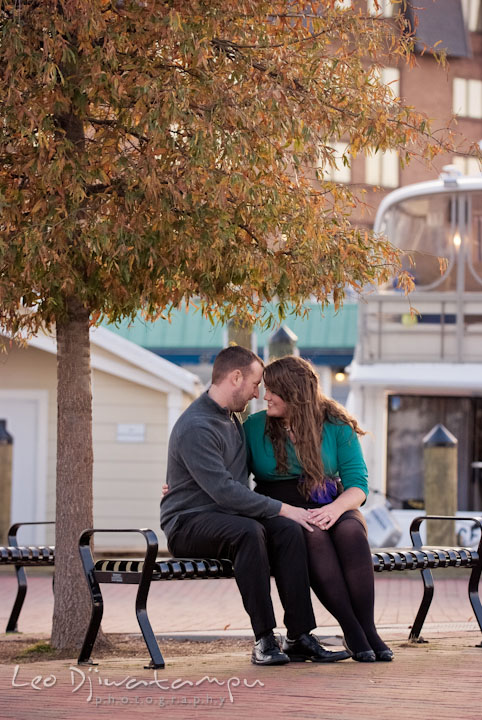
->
[[104, 303, 358, 364]]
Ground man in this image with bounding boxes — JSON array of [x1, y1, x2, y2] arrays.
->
[[161, 345, 350, 665]]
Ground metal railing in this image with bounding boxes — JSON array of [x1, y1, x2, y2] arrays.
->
[[358, 291, 482, 363]]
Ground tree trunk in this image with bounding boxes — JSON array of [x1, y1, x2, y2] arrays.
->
[[51, 298, 95, 650]]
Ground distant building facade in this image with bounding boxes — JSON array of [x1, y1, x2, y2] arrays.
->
[[348, 170, 482, 547], [347, 0, 482, 538], [348, 0, 482, 228]]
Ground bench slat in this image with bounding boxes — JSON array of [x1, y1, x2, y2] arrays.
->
[[88, 546, 478, 580], [0, 546, 55, 565]]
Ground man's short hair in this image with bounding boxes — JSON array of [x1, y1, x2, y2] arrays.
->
[[212, 346, 263, 385]]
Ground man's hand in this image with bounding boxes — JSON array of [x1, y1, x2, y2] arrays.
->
[[279, 503, 315, 532], [161, 483, 169, 497]]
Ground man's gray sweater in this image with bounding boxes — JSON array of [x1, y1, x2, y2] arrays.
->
[[160, 392, 282, 539]]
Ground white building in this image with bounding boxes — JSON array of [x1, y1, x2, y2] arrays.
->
[[0, 327, 201, 550], [348, 168, 482, 542]]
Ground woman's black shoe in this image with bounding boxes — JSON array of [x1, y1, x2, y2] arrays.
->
[[350, 649, 376, 662], [375, 648, 394, 662], [343, 639, 376, 663]]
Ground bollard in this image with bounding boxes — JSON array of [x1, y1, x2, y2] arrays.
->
[[268, 325, 298, 359], [0, 420, 13, 544], [227, 320, 258, 417], [423, 423, 458, 545], [227, 318, 253, 351]]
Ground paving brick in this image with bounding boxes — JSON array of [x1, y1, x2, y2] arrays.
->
[[1, 634, 481, 720]]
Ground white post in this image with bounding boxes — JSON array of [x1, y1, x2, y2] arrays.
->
[[167, 390, 184, 436], [317, 366, 332, 399]]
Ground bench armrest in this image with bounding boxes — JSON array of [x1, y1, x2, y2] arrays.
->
[[410, 515, 482, 552], [78, 528, 159, 587], [8, 521, 55, 547]]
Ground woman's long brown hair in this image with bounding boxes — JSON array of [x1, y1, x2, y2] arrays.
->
[[263, 356, 365, 499]]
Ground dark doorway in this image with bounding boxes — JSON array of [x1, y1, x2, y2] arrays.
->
[[386, 395, 482, 511]]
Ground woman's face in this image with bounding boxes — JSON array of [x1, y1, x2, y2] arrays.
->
[[264, 386, 288, 418]]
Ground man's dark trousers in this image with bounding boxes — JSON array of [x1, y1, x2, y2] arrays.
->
[[168, 512, 316, 638]]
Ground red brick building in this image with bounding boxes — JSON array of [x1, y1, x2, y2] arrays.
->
[[342, 0, 482, 227]]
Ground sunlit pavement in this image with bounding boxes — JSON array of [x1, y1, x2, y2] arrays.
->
[[0, 571, 479, 638], [1, 573, 481, 719]]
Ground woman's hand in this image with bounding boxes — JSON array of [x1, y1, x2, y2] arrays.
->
[[161, 483, 169, 497], [307, 487, 367, 531], [308, 504, 343, 531]]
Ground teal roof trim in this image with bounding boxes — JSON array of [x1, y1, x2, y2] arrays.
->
[[105, 310, 225, 349], [104, 303, 358, 351]]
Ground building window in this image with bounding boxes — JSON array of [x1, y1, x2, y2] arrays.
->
[[453, 77, 482, 118], [372, 67, 400, 100], [365, 149, 399, 188], [367, 0, 393, 17], [318, 142, 351, 183], [452, 155, 482, 176], [382, 67, 400, 98], [461, 0, 481, 31]]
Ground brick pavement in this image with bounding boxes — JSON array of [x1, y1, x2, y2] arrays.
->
[[1, 571, 482, 719], [0, 634, 481, 720], [0, 571, 479, 638]]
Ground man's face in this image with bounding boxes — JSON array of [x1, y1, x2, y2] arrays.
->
[[231, 361, 263, 413]]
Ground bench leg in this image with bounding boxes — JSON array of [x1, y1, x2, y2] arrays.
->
[[6, 566, 28, 633], [409, 568, 434, 643], [77, 528, 165, 668], [468, 563, 482, 647], [77, 574, 104, 666], [136, 588, 165, 669]]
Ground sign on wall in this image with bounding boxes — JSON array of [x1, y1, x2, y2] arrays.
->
[[116, 424, 146, 443]]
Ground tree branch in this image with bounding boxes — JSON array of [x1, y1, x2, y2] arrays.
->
[[86, 117, 149, 143]]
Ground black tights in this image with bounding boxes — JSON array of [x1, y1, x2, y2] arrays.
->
[[303, 510, 389, 653]]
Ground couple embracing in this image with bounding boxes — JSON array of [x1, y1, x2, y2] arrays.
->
[[160, 346, 392, 666]]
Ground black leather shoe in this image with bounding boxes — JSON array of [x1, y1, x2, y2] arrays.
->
[[375, 648, 394, 662], [282, 633, 351, 663], [251, 633, 290, 665]]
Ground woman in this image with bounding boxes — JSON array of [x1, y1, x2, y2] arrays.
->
[[244, 355, 393, 662]]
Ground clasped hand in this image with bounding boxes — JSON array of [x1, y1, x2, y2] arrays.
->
[[162, 483, 341, 531], [307, 504, 342, 531], [279, 503, 339, 532]]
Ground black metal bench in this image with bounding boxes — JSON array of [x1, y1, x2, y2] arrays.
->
[[77, 515, 482, 670], [1, 521, 55, 633]]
